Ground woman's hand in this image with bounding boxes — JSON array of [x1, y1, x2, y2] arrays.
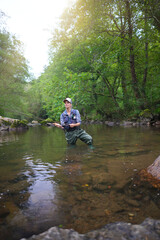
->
[[69, 123, 80, 128]]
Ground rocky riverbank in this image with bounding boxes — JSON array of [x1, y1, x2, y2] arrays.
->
[[83, 118, 160, 127], [1, 114, 160, 132], [0, 116, 29, 131], [21, 218, 160, 240]]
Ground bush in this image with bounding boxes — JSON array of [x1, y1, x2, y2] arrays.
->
[[139, 109, 152, 118], [40, 118, 54, 125]]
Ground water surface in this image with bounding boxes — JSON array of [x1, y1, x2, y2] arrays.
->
[[0, 125, 160, 239]]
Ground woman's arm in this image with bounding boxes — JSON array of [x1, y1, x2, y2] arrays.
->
[[54, 123, 64, 129], [69, 122, 80, 128]]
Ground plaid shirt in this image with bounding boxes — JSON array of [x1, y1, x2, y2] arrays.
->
[[60, 109, 81, 126]]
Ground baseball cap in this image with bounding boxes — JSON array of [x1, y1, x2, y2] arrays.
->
[[63, 98, 72, 104]]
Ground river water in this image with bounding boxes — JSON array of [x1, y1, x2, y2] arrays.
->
[[0, 125, 160, 240]]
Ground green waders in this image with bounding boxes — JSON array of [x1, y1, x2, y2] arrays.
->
[[65, 128, 93, 145]]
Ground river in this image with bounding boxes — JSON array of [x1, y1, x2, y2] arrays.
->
[[0, 125, 160, 240]]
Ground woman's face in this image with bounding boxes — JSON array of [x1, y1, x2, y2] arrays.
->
[[64, 100, 72, 109]]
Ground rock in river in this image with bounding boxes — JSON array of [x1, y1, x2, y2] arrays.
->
[[21, 218, 160, 240], [134, 155, 160, 189]]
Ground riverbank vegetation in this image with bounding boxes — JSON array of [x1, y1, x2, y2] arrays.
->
[[0, 0, 160, 121], [0, 11, 31, 119]]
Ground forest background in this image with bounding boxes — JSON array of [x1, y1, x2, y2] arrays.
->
[[0, 0, 160, 122]]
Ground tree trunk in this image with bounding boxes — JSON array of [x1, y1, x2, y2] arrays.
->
[[125, 0, 142, 101], [101, 74, 120, 109], [119, 35, 129, 110], [142, 5, 149, 105]]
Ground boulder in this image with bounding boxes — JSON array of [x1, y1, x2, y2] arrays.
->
[[105, 121, 115, 126], [21, 218, 160, 240], [32, 120, 39, 124], [120, 121, 133, 126], [134, 155, 160, 189], [0, 117, 28, 131], [147, 155, 160, 180]]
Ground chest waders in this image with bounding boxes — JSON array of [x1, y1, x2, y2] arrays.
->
[[62, 110, 93, 145]]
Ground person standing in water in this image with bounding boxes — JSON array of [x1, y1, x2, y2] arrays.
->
[[54, 98, 93, 145]]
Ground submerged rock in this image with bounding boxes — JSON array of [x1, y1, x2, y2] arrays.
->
[[134, 155, 160, 189], [21, 218, 160, 240]]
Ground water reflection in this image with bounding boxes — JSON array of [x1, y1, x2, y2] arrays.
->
[[0, 129, 28, 145], [0, 125, 160, 239]]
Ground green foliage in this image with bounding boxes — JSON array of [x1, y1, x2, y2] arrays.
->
[[139, 109, 152, 118], [40, 118, 54, 125], [5, 1, 158, 121], [30, 0, 159, 121], [156, 107, 160, 114], [0, 11, 31, 119]]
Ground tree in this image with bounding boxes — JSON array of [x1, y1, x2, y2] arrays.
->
[[31, 0, 160, 120], [0, 11, 30, 118]]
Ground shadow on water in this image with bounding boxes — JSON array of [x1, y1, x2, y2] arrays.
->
[[0, 125, 160, 239]]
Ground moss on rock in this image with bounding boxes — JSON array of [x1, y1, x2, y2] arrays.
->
[[11, 119, 28, 128]]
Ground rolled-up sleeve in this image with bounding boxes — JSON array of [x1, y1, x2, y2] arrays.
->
[[60, 113, 65, 126], [76, 110, 81, 124]]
